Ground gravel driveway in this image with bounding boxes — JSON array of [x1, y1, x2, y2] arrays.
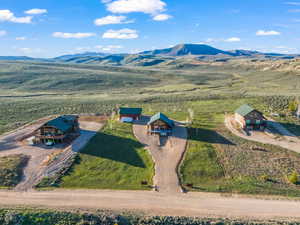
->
[[225, 115, 300, 153], [133, 116, 187, 194]]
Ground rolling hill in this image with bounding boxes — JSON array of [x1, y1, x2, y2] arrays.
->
[[1, 44, 298, 67]]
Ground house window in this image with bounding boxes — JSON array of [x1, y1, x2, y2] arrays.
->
[[246, 120, 251, 124], [256, 120, 261, 125]]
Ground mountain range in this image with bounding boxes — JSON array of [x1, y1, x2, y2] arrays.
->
[[0, 44, 298, 66]]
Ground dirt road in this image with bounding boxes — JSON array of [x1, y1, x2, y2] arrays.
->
[[225, 115, 300, 153], [2, 189, 300, 219], [133, 116, 187, 194]]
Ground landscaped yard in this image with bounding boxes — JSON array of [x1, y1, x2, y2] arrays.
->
[[180, 99, 300, 197], [59, 119, 154, 190], [0, 154, 29, 188]]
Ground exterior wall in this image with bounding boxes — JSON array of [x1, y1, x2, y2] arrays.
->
[[235, 113, 246, 128], [148, 120, 172, 135], [34, 116, 80, 144], [235, 111, 266, 130], [119, 114, 140, 120]]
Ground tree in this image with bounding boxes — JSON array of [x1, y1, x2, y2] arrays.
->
[[288, 100, 298, 113], [288, 171, 299, 185]]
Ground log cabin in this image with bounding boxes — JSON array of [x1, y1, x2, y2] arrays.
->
[[147, 112, 174, 136], [35, 115, 79, 145], [235, 104, 267, 130], [119, 107, 142, 122]]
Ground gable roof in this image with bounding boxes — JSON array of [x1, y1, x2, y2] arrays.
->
[[43, 115, 77, 133], [148, 112, 174, 127], [119, 107, 142, 115], [235, 104, 258, 117]]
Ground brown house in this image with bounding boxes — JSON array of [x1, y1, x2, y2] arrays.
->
[[147, 112, 174, 136], [235, 104, 267, 130], [35, 115, 79, 145]]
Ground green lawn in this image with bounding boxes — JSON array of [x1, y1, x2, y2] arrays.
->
[[59, 120, 154, 190]]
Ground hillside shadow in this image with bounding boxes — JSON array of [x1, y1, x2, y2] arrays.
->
[[188, 127, 235, 145], [78, 132, 146, 168]]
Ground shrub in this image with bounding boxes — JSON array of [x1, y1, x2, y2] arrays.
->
[[288, 171, 299, 185], [288, 101, 298, 113], [260, 174, 269, 182]]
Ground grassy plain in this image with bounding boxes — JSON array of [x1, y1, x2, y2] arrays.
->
[[0, 60, 300, 195]]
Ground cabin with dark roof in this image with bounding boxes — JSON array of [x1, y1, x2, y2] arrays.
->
[[119, 107, 142, 122], [235, 104, 266, 130], [147, 112, 174, 136], [35, 115, 79, 145]]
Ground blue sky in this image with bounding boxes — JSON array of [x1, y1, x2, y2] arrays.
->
[[1, 0, 300, 57]]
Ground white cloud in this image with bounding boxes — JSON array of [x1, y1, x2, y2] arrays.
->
[[0, 10, 32, 24], [225, 37, 241, 42], [288, 9, 300, 12], [0, 30, 7, 37], [256, 30, 281, 36], [96, 45, 123, 52], [285, 2, 300, 5], [53, 32, 96, 39], [152, 14, 172, 21], [14, 47, 42, 54], [102, 28, 138, 39], [105, 0, 167, 15], [94, 15, 133, 26], [25, 8, 47, 15], [205, 38, 215, 43], [16, 36, 27, 40]]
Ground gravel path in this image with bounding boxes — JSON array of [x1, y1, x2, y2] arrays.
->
[[225, 115, 300, 153], [1, 189, 300, 220], [0, 118, 103, 191], [133, 116, 187, 194]]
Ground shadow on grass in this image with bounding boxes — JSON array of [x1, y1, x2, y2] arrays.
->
[[79, 132, 147, 168], [188, 127, 235, 145], [268, 121, 300, 137]]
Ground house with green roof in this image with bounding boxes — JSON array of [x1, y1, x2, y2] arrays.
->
[[235, 104, 266, 130], [35, 115, 79, 145], [147, 112, 174, 136], [119, 107, 142, 122]]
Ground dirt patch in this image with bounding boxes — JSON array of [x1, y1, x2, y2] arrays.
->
[[79, 115, 109, 123]]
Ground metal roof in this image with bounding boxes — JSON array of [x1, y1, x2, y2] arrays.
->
[[119, 107, 142, 115], [235, 104, 255, 117], [44, 115, 77, 133], [148, 112, 174, 127]]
